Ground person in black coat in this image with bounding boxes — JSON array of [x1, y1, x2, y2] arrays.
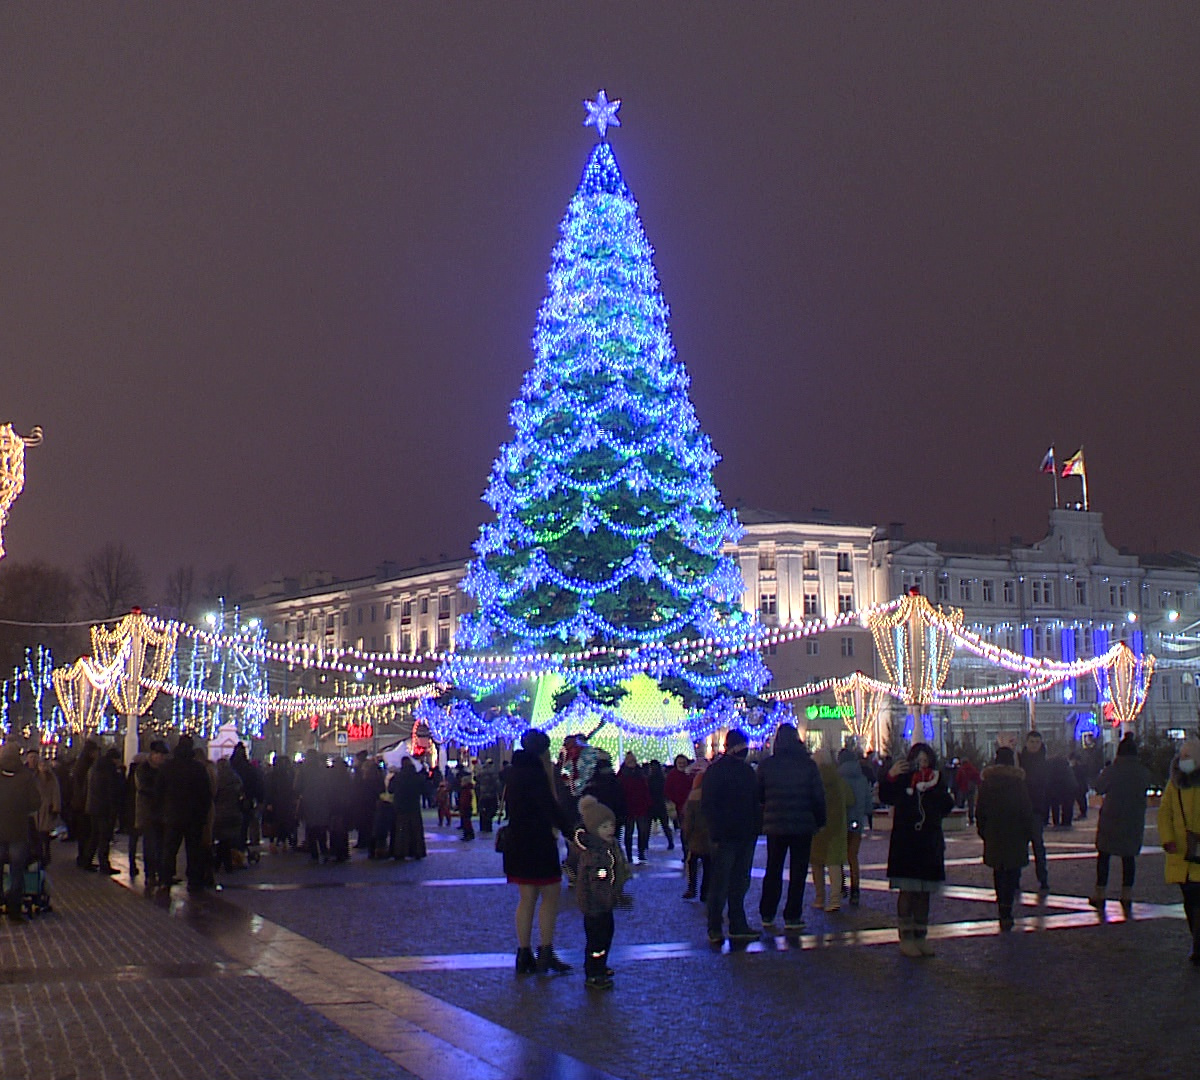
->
[[156, 735, 213, 894], [1018, 731, 1051, 891], [503, 729, 574, 976], [701, 728, 761, 944], [388, 757, 427, 860], [755, 723, 826, 930], [878, 742, 954, 957], [976, 746, 1034, 931], [83, 748, 125, 874]]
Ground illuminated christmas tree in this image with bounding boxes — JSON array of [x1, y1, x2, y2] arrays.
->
[[427, 94, 778, 744]]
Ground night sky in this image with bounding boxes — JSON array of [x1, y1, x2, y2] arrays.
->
[[5, 6, 1200, 596]]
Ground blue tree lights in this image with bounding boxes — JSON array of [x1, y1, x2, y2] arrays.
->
[[423, 107, 783, 746]]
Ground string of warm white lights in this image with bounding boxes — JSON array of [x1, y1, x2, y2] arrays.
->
[[138, 678, 443, 716]]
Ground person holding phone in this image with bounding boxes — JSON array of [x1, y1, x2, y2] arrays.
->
[[878, 742, 954, 957]]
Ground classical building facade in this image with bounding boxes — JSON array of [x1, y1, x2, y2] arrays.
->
[[245, 508, 1200, 752]]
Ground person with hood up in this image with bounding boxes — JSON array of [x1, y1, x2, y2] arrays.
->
[[838, 746, 873, 906], [1156, 736, 1200, 964], [573, 794, 632, 990], [1091, 734, 1152, 918], [0, 743, 40, 921], [878, 742, 954, 957], [975, 746, 1034, 931], [1018, 730, 1051, 893], [755, 724, 825, 931], [388, 757, 427, 859], [809, 748, 852, 913]]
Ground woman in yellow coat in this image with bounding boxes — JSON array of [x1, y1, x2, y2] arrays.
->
[[1156, 737, 1200, 965], [810, 748, 853, 912]]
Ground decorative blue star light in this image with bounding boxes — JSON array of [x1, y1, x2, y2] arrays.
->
[[583, 89, 621, 138]]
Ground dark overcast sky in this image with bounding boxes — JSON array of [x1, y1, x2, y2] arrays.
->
[[4, 5, 1199, 594]]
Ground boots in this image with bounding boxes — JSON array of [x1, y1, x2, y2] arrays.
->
[[998, 904, 1014, 932], [536, 945, 572, 974], [682, 859, 697, 899], [514, 947, 537, 975], [1089, 886, 1107, 916], [826, 866, 844, 912], [810, 866, 826, 910], [914, 918, 935, 956], [898, 917, 922, 957], [1119, 887, 1133, 919]]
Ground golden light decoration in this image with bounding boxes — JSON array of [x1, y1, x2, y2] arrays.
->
[[1096, 642, 1156, 727], [91, 608, 178, 719], [833, 671, 890, 753], [53, 655, 119, 734], [868, 590, 962, 707], [0, 423, 42, 560]]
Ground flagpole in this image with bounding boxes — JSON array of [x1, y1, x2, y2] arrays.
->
[[1080, 445, 1088, 511], [1052, 449, 1059, 509]]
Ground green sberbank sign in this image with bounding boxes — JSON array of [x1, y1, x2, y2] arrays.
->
[[805, 704, 854, 721]]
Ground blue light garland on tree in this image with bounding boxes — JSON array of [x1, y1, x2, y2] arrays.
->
[[433, 94, 777, 743]]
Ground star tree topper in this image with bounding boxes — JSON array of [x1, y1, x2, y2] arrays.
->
[[583, 89, 621, 138]]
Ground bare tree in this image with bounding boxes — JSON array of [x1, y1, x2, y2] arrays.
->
[[202, 563, 246, 605], [0, 560, 86, 670], [162, 565, 195, 623], [79, 542, 146, 620]]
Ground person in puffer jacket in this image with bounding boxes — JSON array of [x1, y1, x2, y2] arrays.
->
[[574, 795, 631, 990]]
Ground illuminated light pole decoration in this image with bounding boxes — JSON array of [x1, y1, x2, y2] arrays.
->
[[1, 645, 65, 740], [833, 671, 889, 753], [427, 94, 776, 747], [869, 590, 961, 745], [91, 608, 178, 763], [1095, 641, 1155, 729], [173, 602, 268, 740], [53, 655, 118, 736], [0, 424, 42, 560]]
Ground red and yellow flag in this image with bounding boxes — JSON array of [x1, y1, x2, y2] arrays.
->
[[1061, 448, 1085, 478]]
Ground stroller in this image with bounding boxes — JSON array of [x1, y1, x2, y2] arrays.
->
[[2, 830, 52, 917]]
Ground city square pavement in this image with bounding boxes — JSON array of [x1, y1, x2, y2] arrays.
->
[[3, 807, 1195, 1080]]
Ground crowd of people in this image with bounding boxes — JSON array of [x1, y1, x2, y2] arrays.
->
[[0, 726, 1197, 977]]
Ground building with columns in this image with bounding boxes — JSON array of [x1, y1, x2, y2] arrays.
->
[[245, 508, 1199, 753]]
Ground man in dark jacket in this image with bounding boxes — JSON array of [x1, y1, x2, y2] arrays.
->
[[156, 735, 213, 894], [83, 748, 124, 874], [756, 724, 826, 931], [701, 729, 761, 944], [1018, 730, 1050, 892], [135, 740, 169, 887], [0, 743, 40, 921]]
